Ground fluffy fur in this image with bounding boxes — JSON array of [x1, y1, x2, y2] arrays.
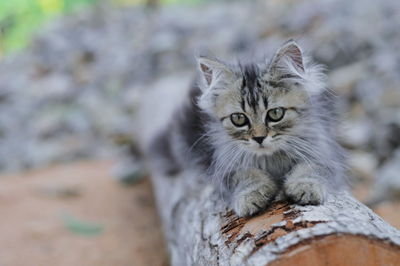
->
[[150, 40, 347, 217]]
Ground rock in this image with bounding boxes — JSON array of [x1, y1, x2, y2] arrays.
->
[[112, 156, 147, 186], [0, 0, 400, 173], [339, 119, 372, 149], [367, 149, 400, 206], [348, 151, 378, 181], [328, 61, 366, 96]]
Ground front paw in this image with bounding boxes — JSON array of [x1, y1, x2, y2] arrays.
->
[[284, 179, 325, 205], [232, 184, 276, 217]]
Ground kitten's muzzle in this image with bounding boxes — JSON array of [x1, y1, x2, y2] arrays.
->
[[252, 136, 266, 144]]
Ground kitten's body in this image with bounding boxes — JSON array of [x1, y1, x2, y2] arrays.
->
[[149, 41, 347, 216]]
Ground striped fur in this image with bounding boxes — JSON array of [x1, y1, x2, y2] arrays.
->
[[150, 40, 348, 217]]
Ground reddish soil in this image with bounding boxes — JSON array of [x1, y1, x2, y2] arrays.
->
[[0, 160, 167, 266]]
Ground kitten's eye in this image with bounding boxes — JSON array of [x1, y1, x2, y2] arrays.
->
[[266, 107, 285, 122], [230, 113, 249, 127]]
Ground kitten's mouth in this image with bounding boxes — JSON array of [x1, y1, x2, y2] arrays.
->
[[247, 143, 273, 152], [241, 140, 276, 154], [255, 145, 265, 150], [245, 141, 279, 155], [258, 145, 273, 151]]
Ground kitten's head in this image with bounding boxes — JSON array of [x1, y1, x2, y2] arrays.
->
[[196, 40, 326, 156]]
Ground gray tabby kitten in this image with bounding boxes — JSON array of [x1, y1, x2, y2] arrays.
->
[[152, 40, 347, 217]]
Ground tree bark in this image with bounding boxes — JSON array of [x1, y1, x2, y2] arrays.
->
[[150, 171, 400, 266]]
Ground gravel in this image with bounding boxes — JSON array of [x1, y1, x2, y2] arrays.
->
[[0, 0, 399, 188]]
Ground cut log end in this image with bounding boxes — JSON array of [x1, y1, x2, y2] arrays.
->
[[221, 202, 400, 266], [270, 235, 400, 266]]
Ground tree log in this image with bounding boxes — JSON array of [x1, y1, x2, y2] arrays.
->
[[150, 171, 400, 266]]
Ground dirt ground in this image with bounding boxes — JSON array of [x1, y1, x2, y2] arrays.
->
[[0, 160, 398, 266], [0, 160, 167, 266]]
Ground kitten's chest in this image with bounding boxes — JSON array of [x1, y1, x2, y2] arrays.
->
[[256, 154, 293, 179]]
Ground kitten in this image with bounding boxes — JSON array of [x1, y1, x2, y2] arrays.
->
[[151, 40, 347, 217]]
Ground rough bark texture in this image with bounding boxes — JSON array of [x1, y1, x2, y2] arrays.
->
[[151, 171, 400, 266]]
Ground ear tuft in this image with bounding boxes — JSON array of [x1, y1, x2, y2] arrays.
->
[[196, 56, 232, 88], [199, 62, 213, 86], [270, 39, 304, 72]]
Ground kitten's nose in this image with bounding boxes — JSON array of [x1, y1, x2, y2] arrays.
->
[[252, 136, 266, 144]]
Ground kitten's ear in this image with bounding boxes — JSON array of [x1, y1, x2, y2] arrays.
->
[[196, 56, 233, 88], [269, 40, 304, 73]]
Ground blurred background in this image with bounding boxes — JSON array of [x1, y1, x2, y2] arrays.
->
[[0, 0, 399, 265]]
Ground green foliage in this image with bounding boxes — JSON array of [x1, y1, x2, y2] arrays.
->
[[62, 213, 104, 236], [0, 0, 209, 56], [0, 0, 100, 55]]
